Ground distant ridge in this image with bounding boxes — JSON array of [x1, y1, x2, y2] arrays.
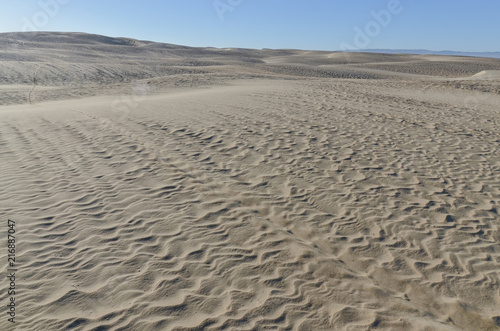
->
[[345, 49, 500, 59], [1, 31, 500, 99]]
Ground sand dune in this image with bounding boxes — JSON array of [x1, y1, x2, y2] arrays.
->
[[1, 32, 500, 330], [470, 70, 500, 80]]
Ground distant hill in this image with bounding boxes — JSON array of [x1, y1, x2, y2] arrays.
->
[[346, 49, 500, 59], [1, 32, 500, 91]]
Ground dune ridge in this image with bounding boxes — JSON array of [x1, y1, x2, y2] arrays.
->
[[1, 32, 500, 330], [1, 31, 500, 106]]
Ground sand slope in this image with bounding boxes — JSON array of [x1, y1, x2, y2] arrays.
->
[[1, 33, 500, 330]]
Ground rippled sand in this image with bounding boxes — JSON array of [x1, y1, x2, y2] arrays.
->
[[1, 32, 500, 330]]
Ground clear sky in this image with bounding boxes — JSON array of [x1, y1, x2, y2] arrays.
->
[[0, 0, 499, 52]]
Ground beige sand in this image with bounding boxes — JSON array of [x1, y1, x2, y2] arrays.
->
[[1, 32, 500, 330]]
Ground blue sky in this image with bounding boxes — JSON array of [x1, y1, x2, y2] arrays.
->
[[0, 0, 499, 52]]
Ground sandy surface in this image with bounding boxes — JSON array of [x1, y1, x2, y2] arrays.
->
[[1, 32, 500, 330]]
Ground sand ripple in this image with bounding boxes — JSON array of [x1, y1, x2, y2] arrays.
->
[[1, 74, 499, 330]]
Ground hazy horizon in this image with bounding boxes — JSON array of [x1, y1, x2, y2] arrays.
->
[[0, 0, 499, 53]]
